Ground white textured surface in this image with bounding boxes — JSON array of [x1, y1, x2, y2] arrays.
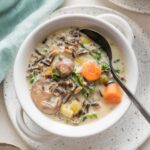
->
[[109, 0, 150, 14], [0, 0, 150, 150]]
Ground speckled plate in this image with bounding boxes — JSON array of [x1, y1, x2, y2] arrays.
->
[[3, 5, 150, 150], [109, 0, 150, 14]]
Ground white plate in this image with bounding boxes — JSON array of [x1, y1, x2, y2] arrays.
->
[[4, 5, 150, 150], [109, 0, 150, 14]]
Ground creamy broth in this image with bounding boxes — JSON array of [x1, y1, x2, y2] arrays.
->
[[26, 27, 126, 125]]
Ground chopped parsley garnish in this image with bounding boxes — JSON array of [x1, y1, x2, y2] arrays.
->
[[89, 50, 101, 62], [114, 68, 121, 74], [27, 72, 36, 84], [80, 43, 101, 62], [72, 70, 84, 86], [101, 62, 121, 74], [43, 47, 49, 53], [80, 113, 98, 122], [71, 70, 95, 97], [64, 117, 69, 124], [52, 68, 60, 81], [101, 62, 110, 73], [81, 83, 96, 97], [80, 43, 85, 48]]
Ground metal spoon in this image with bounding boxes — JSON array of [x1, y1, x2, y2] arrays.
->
[[80, 29, 150, 123]]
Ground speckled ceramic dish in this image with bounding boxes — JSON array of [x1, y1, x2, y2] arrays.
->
[[4, 5, 150, 150], [109, 0, 150, 14]]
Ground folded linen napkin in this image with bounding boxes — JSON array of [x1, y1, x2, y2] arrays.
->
[[0, 0, 64, 83]]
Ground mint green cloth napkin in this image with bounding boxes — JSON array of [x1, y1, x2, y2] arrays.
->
[[0, 0, 64, 83]]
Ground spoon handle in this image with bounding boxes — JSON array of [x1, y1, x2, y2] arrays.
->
[[111, 68, 150, 124]]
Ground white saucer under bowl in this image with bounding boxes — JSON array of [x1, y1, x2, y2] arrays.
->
[[109, 0, 150, 14], [4, 5, 150, 150]]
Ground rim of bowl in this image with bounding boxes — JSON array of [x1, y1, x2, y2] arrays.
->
[[14, 14, 138, 138]]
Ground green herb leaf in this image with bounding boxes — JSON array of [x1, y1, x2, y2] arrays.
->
[[71, 70, 96, 97], [101, 62, 110, 73], [27, 72, 36, 84], [71, 69, 84, 86], [80, 113, 98, 122], [80, 43, 101, 62], [43, 47, 49, 53], [80, 43, 85, 48], [52, 68, 60, 81], [81, 87, 88, 97], [81, 84, 96, 97], [89, 50, 101, 62], [114, 68, 121, 73], [64, 117, 69, 124]]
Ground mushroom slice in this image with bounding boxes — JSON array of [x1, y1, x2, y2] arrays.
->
[[55, 58, 74, 77], [73, 48, 88, 58], [31, 79, 62, 114], [41, 96, 62, 114], [48, 81, 58, 94], [31, 79, 51, 103]]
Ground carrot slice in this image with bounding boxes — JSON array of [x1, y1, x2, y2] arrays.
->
[[81, 61, 101, 81], [103, 83, 122, 104]]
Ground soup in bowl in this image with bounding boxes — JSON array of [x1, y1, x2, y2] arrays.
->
[[14, 14, 138, 137], [26, 27, 126, 125]]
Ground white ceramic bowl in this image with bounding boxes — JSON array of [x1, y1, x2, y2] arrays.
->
[[14, 14, 138, 138]]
